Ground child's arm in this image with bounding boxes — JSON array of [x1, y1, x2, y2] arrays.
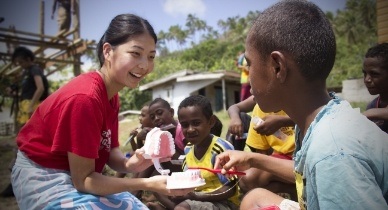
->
[[254, 115, 294, 136], [363, 107, 388, 121], [228, 95, 255, 137]]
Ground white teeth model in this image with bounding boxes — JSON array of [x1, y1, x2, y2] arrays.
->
[[142, 127, 176, 175], [166, 169, 206, 189]]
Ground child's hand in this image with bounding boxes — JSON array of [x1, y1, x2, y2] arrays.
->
[[136, 127, 152, 142], [214, 150, 251, 175], [129, 128, 139, 137], [228, 118, 244, 138], [254, 115, 284, 135]]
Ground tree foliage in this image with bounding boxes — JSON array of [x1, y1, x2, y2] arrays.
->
[[329, 0, 377, 86]]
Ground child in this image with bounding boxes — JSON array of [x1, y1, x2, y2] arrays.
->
[[228, 96, 296, 197], [149, 95, 240, 210], [215, 1, 388, 210], [362, 42, 388, 133], [148, 97, 186, 167]]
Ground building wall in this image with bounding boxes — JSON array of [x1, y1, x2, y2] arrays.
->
[[341, 78, 376, 103], [151, 79, 239, 115], [151, 79, 241, 115]]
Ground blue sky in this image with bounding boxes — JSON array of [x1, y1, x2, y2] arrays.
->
[[1, 0, 347, 44]]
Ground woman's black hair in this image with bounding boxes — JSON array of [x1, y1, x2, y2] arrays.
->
[[97, 14, 157, 67]]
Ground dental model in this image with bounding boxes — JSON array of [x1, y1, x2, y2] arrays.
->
[[166, 169, 206, 189], [142, 127, 175, 175]]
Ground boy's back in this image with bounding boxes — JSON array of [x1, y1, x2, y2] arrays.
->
[[294, 94, 388, 209]]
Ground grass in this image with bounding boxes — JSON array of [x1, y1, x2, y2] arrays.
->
[[350, 101, 368, 112]]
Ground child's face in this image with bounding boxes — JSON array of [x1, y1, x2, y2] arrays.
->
[[139, 106, 153, 128], [149, 102, 175, 127], [245, 39, 281, 113], [178, 106, 214, 146], [363, 57, 388, 96]]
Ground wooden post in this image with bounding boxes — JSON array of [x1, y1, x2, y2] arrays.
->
[[377, 0, 388, 43], [72, 0, 81, 76], [222, 78, 226, 110], [40, 0, 45, 58]]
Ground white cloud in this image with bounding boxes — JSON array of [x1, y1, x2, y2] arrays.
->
[[163, 0, 206, 18]]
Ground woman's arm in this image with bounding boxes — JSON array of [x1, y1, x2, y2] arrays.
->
[[68, 151, 191, 196]]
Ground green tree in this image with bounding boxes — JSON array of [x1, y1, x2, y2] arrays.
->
[[328, 0, 377, 87], [185, 14, 208, 44]]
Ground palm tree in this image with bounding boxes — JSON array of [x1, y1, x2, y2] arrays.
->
[[168, 25, 188, 50], [185, 14, 208, 45]]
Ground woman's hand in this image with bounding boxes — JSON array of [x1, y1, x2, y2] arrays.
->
[[147, 175, 195, 196], [125, 148, 171, 172]]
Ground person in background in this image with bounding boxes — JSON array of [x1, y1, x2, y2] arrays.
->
[[215, 1, 388, 209], [148, 95, 240, 210], [11, 14, 193, 210], [362, 42, 388, 133], [0, 46, 49, 198], [11, 47, 49, 128], [237, 51, 252, 102], [51, 0, 73, 33], [148, 97, 186, 160]]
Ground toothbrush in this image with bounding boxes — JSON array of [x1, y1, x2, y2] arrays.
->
[[188, 167, 246, 176]]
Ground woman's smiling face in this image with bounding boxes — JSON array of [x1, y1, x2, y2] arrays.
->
[[107, 34, 156, 89]]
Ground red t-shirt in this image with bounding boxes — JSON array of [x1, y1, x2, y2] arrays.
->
[[17, 71, 119, 173]]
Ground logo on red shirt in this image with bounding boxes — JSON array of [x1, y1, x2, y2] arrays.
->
[[100, 129, 112, 152]]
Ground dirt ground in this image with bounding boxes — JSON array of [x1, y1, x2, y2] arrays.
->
[[0, 135, 19, 210]]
